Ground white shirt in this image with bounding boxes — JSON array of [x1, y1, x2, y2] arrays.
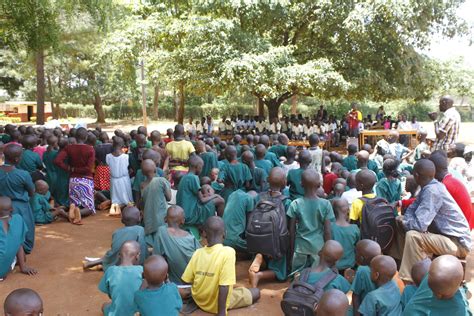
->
[[341, 188, 363, 207], [256, 122, 265, 132], [218, 121, 226, 132], [185, 123, 195, 134], [397, 120, 412, 130], [411, 121, 420, 131], [292, 125, 300, 135]]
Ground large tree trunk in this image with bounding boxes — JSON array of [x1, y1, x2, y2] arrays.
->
[[153, 85, 159, 119], [265, 98, 283, 121], [93, 93, 106, 124], [35, 50, 46, 125], [177, 82, 185, 125], [173, 89, 178, 121], [46, 73, 59, 119], [257, 97, 265, 117], [291, 94, 298, 115]]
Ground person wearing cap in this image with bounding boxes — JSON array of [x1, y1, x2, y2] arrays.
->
[[430, 96, 461, 152]]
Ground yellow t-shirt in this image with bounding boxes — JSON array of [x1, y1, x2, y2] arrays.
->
[[349, 193, 376, 222], [181, 244, 236, 314], [165, 140, 195, 162]]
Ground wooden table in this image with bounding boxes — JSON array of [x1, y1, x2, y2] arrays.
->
[[359, 129, 418, 149]]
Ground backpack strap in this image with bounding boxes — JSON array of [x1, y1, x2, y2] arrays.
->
[[313, 269, 338, 289], [298, 268, 312, 283]]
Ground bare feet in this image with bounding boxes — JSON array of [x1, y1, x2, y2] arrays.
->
[[73, 207, 83, 225], [68, 204, 76, 223], [97, 200, 111, 211], [248, 253, 263, 288], [108, 204, 121, 217]]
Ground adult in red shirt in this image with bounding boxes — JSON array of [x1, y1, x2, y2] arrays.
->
[[429, 151, 473, 229], [54, 127, 96, 220], [347, 102, 362, 137]]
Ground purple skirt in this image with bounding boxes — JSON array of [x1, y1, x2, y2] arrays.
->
[[69, 177, 95, 213]]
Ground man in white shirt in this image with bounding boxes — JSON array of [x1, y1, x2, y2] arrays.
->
[[218, 117, 226, 134], [256, 117, 266, 134], [410, 116, 420, 131], [397, 114, 411, 146], [185, 118, 196, 134]]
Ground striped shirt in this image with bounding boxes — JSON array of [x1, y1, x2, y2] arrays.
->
[[433, 107, 460, 151]]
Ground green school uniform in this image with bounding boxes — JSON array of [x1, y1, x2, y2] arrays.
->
[[265, 151, 282, 168], [0, 214, 27, 278], [223, 190, 256, 251], [30, 192, 53, 224], [287, 168, 305, 201], [218, 160, 252, 202], [134, 283, 183, 316], [269, 144, 287, 159], [18, 149, 42, 173], [351, 265, 377, 303], [330, 223, 360, 270], [307, 268, 351, 293], [98, 265, 143, 316], [400, 284, 417, 309], [102, 225, 147, 270], [359, 280, 402, 316], [255, 159, 273, 176], [249, 166, 268, 193], [0, 134, 11, 143], [177, 173, 215, 225], [343, 155, 358, 171], [153, 225, 201, 284], [130, 140, 152, 149], [287, 197, 334, 273], [132, 168, 165, 194], [368, 159, 379, 173], [0, 168, 35, 253], [403, 276, 472, 316], [44, 150, 69, 206], [199, 151, 218, 178], [235, 144, 242, 157], [375, 178, 402, 203], [141, 177, 171, 242], [211, 181, 223, 194]]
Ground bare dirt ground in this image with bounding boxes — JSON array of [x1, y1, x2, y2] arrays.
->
[[1, 211, 473, 315]]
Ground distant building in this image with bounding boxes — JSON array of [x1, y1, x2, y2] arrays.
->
[[0, 101, 53, 122]]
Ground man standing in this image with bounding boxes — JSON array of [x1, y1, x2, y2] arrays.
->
[[347, 102, 362, 137], [430, 96, 460, 151]]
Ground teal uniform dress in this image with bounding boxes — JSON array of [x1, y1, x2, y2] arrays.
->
[[269, 144, 287, 159], [0, 167, 35, 253], [330, 223, 360, 270], [375, 178, 402, 203], [343, 155, 358, 171], [102, 225, 147, 270], [307, 268, 351, 293], [255, 159, 273, 176], [199, 151, 218, 178], [153, 225, 201, 284], [223, 190, 256, 251], [248, 166, 268, 193], [351, 265, 377, 303], [46, 150, 69, 206], [18, 149, 42, 173], [132, 168, 164, 197], [287, 168, 305, 200], [359, 280, 402, 316], [287, 197, 335, 273], [134, 283, 182, 316], [141, 177, 171, 245], [400, 284, 417, 309], [403, 276, 472, 316], [218, 160, 252, 202], [30, 192, 54, 224], [177, 173, 215, 225], [265, 151, 282, 168], [98, 265, 144, 316], [0, 214, 27, 278]]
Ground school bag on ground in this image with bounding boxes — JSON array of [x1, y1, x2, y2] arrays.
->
[[245, 192, 289, 259], [360, 197, 396, 251], [281, 268, 338, 316]]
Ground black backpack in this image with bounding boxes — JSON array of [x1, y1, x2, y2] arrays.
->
[[360, 197, 396, 251], [281, 268, 338, 316], [245, 192, 289, 259]]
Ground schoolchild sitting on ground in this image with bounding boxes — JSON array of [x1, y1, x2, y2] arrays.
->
[[255, 144, 273, 176], [218, 145, 252, 202], [134, 255, 183, 316], [397, 175, 418, 212], [0, 196, 37, 281], [403, 255, 471, 315], [30, 180, 69, 224], [400, 258, 431, 309], [287, 168, 334, 273], [343, 144, 358, 172], [182, 216, 260, 315], [375, 158, 402, 203], [330, 199, 360, 273], [43, 135, 69, 207], [177, 155, 223, 226], [83, 206, 147, 271], [140, 159, 171, 245], [18, 134, 43, 181], [358, 255, 402, 316], [3, 288, 43, 315], [132, 149, 164, 204], [98, 240, 143, 316], [315, 289, 350, 316], [287, 150, 312, 200], [269, 133, 288, 159], [196, 140, 218, 178], [259, 135, 282, 168], [349, 169, 377, 224], [248, 167, 291, 288], [241, 150, 268, 193]]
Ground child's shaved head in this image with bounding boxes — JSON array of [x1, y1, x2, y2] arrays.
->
[[413, 159, 436, 185], [320, 240, 344, 267], [333, 183, 345, 197], [255, 144, 266, 159], [4, 144, 23, 164], [370, 255, 397, 285], [204, 216, 225, 241], [298, 150, 312, 165], [268, 167, 286, 190], [141, 159, 156, 176], [411, 258, 431, 287], [224, 145, 237, 161], [144, 255, 168, 286], [355, 239, 382, 266], [316, 289, 349, 316], [241, 150, 254, 164], [0, 196, 13, 216], [142, 149, 161, 166], [35, 180, 49, 195], [301, 169, 320, 190], [119, 240, 141, 264], [332, 198, 349, 220], [121, 206, 141, 226], [166, 205, 185, 225], [188, 155, 204, 169], [4, 288, 43, 316], [428, 255, 464, 300], [355, 169, 376, 192]]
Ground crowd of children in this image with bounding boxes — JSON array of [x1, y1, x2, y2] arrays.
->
[[1, 117, 473, 316]]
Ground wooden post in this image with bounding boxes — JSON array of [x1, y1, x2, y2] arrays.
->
[[140, 59, 147, 128]]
